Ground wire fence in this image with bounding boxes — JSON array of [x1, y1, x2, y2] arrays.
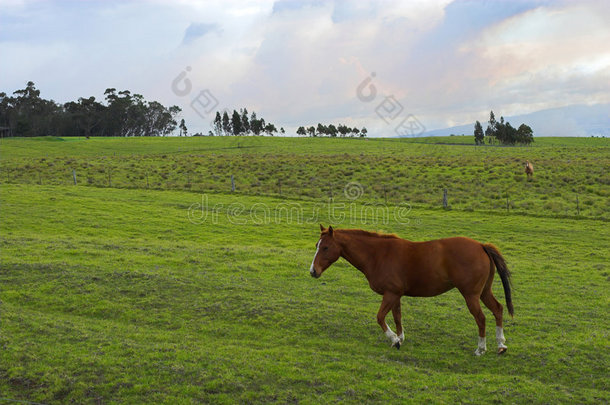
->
[[1, 165, 600, 220]]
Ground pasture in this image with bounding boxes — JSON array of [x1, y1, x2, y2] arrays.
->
[[1, 136, 609, 219], [1, 136, 609, 403]]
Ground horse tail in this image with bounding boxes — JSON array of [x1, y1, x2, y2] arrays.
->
[[482, 244, 514, 317]]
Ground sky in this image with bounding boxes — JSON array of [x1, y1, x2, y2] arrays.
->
[[1, 0, 609, 136]]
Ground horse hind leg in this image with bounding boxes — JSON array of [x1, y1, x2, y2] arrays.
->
[[481, 291, 507, 354], [392, 300, 404, 346], [464, 294, 487, 356]]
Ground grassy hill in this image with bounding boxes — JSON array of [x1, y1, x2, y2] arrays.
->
[[1, 136, 609, 403], [1, 136, 608, 219]]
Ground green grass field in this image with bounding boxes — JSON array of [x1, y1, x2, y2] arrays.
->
[[1, 136, 609, 403], [1, 136, 608, 219]]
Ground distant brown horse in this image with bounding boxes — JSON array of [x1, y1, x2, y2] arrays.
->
[[309, 225, 514, 355], [524, 160, 534, 179]]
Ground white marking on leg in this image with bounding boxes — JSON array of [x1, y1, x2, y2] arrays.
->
[[475, 336, 487, 356], [496, 326, 507, 349], [384, 324, 397, 339], [384, 323, 400, 347], [398, 331, 404, 343], [309, 239, 321, 276]]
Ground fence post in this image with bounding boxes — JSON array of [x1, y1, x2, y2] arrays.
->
[[72, 169, 77, 185], [231, 174, 235, 192], [443, 188, 448, 209]]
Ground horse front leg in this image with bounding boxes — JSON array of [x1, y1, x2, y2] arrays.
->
[[377, 293, 401, 349]]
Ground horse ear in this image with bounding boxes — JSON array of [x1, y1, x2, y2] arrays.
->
[[319, 224, 325, 232], [328, 225, 334, 236]]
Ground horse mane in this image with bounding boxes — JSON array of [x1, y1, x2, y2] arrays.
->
[[336, 228, 400, 239]]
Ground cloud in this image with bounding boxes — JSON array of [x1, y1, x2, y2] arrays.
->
[[0, 0, 608, 136], [456, 2, 610, 115], [272, 0, 324, 14], [182, 22, 221, 45]]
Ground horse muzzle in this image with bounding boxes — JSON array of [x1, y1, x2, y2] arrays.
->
[[310, 268, 320, 278]]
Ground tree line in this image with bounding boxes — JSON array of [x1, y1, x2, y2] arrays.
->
[[474, 110, 534, 145], [211, 109, 283, 136], [296, 124, 367, 137], [0, 82, 182, 137]]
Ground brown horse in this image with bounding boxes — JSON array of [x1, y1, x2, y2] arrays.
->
[[524, 160, 534, 179], [309, 225, 514, 355]]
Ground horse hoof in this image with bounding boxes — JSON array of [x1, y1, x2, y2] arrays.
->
[[392, 341, 400, 350], [497, 347, 507, 355], [474, 349, 486, 356]]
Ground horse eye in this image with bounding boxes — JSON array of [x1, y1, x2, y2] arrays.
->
[[323, 246, 329, 251]]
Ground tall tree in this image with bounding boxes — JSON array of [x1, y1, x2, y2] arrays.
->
[[64, 96, 105, 137], [11, 81, 55, 137], [296, 126, 306, 136], [240, 108, 250, 135], [143, 102, 179, 137], [264, 123, 277, 136], [104, 88, 130, 136], [231, 110, 243, 135], [1, 82, 180, 137], [316, 123, 326, 136], [166, 106, 181, 136], [486, 110, 497, 144], [474, 120, 484, 145], [222, 111, 231, 135], [307, 126, 316, 137], [505, 121, 517, 144], [516, 123, 534, 145], [213, 111, 223, 136], [179, 119, 188, 136], [495, 116, 507, 144], [250, 111, 263, 135], [0, 92, 13, 137]]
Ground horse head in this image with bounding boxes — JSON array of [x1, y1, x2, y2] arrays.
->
[[309, 224, 341, 278]]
